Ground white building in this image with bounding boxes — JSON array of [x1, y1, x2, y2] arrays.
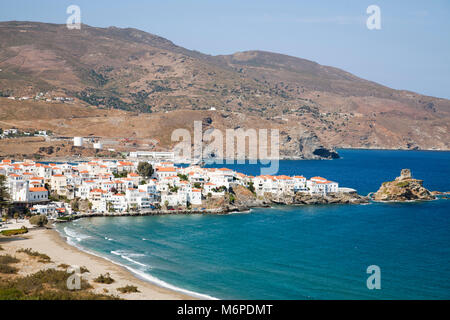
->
[[307, 177, 339, 195], [156, 166, 178, 180], [74, 137, 84, 147]]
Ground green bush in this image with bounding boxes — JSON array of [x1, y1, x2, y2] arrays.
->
[[0, 254, 19, 274], [17, 248, 51, 263], [80, 266, 90, 274], [94, 273, 115, 284], [0, 264, 18, 274], [1, 227, 28, 236], [0, 269, 120, 300], [0, 287, 25, 300], [396, 181, 410, 188], [117, 285, 140, 293], [247, 182, 256, 194], [137, 162, 154, 178], [0, 254, 20, 264]]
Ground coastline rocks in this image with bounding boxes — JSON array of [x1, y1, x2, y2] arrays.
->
[[203, 185, 269, 213], [201, 184, 370, 213], [227, 185, 269, 211], [292, 191, 369, 205], [260, 190, 369, 205], [373, 169, 436, 202]]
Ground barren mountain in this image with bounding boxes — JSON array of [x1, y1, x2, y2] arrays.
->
[[0, 21, 449, 159]]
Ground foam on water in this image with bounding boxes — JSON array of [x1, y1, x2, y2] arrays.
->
[[111, 250, 149, 268], [63, 226, 91, 242], [122, 265, 218, 300], [55, 227, 216, 300]]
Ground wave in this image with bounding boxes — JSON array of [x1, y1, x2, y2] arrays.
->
[[111, 250, 149, 268], [63, 227, 91, 242], [122, 265, 218, 300], [55, 227, 217, 300]]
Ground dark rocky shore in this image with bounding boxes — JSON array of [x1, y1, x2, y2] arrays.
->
[[55, 186, 369, 222]]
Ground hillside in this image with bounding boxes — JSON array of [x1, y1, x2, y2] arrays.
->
[[0, 21, 449, 159]]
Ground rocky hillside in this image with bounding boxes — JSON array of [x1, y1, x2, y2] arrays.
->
[[373, 169, 436, 201], [0, 21, 449, 158]]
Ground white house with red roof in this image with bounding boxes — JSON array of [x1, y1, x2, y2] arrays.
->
[[190, 188, 202, 205], [127, 172, 141, 185], [307, 177, 339, 195], [27, 187, 49, 202], [156, 166, 178, 180], [293, 176, 307, 192], [254, 175, 277, 195]]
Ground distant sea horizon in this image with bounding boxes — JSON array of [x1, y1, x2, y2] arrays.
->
[[56, 149, 450, 299]]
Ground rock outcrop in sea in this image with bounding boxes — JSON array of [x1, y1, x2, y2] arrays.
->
[[373, 169, 436, 202]]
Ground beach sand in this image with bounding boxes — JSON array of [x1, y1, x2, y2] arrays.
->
[[0, 227, 192, 300]]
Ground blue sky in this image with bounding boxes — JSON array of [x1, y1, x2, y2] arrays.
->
[[1, 0, 449, 99]]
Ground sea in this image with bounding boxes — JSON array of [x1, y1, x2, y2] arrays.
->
[[56, 149, 450, 299]]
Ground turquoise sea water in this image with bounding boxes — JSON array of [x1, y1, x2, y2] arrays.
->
[[56, 149, 450, 299]]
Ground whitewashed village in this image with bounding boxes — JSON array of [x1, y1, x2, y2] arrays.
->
[[0, 150, 346, 221]]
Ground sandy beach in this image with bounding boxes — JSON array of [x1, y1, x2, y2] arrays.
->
[[0, 227, 192, 300]]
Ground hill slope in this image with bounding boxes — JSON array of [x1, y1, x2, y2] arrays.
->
[[0, 21, 449, 157]]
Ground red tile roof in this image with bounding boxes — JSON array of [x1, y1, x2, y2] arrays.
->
[[29, 187, 48, 192]]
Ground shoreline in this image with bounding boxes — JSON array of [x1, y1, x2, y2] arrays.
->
[[53, 200, 365, 223], [55, 194, 447, 225], [53, 225, 217, 300], [54, 191, 373, 224], [0, 227, 196, 300], [3, 148, 450, 163]]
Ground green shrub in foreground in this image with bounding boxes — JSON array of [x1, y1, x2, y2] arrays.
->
[[17, 248, 51, 263], [0, 288, 25, 300], [117, 285, 140, 293], [0, 254, 20, 264], [1, 227, 28, 236], [0, 264, 18, 274], [0, 269, 120, 300], [94, 273, 115, 284]]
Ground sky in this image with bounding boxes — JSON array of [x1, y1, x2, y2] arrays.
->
[[1, 0, 449, 99]]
